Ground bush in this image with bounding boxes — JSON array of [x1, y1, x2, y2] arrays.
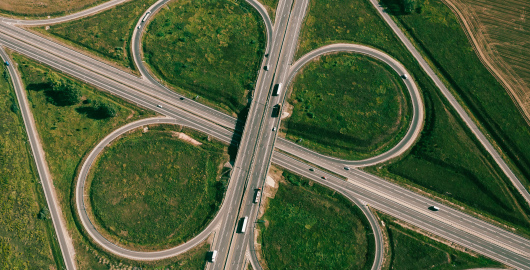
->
[[46, 73, 81, 106], [37, 207, 50, 220], [94, 100, 117, 118]]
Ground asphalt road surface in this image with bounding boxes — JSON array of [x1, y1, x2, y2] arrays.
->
[[2, 0, 530, 269]]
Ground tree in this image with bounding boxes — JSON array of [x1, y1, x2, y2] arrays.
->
[[46, 74, 81, 106], [402, 0, 416, 14], [38, 206, 50, 220], [93, 100, 117, 118]]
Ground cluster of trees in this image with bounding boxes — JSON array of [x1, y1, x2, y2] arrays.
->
[[46, 73, 81, 106], [46, 73, 117, 118]]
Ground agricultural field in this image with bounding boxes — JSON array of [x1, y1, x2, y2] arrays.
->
[[143, 0, 265, 116], [35, 0, 156, 71], [380, 0, 530, 195], [89, 125, 228, 249], [0, 63, 63, 269], [378, 213, 502, 269], [0, 0, 108, 18], [295, 0, 530, 233], [10, 53, 157, 268], [443, 0, 530, 122], [283, 53, 411, 160], [258, 171, 374, 269]]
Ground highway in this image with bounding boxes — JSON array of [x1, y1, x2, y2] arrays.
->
[[2, 0, 530, 269], [0, 0, 131, 26], [369, 0, 530, 205], [0, 48, 76, 269]]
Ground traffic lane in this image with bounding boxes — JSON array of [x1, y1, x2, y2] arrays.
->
[[0, 23, 238, 129], [75, 117, 235, 261], [217, 0, 294, 267], [285, 43, 423, 167], [1, 0, 129, 26], [272, 153, 530, 269], [367, 0, 530, 205], [1, 47, 76, 270], [225, 0, 304, 266]]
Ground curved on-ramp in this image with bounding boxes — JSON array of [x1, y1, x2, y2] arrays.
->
[[0, 0, 131, 26], [75, 117, 236, 261], [74, 116, 385, 268], [282, 43, 424, 168]]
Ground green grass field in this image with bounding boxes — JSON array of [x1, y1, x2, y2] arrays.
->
[[366, 72, 530, 232], [0, 63, 63, 269], [381, 0, 530, 194], [143, 0, 265, 115], [35, 0, 156, 70], [379, 213, 501, 270], [259, 171, 374, 269], [283, 53, 411, 160], [89, 125, 227, 249], [10, 52, 159, 267], [295, 0, 530, 233]]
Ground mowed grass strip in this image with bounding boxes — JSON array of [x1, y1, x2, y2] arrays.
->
[[35, 0, 157, 70], [381, 0, 530, 193], [284, 53, 411, 160], [10, 53, 157, 267], [378, 213, 502, 269], [259, 171, 374, 269], [143, 0, 265, 116], [0, 63, 62, 269], [89, 126, 228, 249], [295, 0, 530, 232], [0, 0, 109, 18]]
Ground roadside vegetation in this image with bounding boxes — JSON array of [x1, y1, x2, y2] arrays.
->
[[283, 53, 411, 160], [295, 0, 530, 233], [143, 0, 265, 116], [380, 0, 530, 195], [0, 0, 109, 18], [259, 0, 279, 21], [443, 0, 530, 122], [0, 62, 63, 269], [258, 171, 374, 269], [89, 125, 228, 249], [10, 53, 157, 267], [34, 0, 156, 71], [378, 212, 502, 269]]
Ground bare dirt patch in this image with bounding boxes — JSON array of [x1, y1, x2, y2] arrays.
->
[[171, 131, 202, 146]]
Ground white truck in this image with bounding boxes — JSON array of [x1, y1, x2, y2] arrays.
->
[[254, 188, 262, 203], [273, 83, 282, 96]]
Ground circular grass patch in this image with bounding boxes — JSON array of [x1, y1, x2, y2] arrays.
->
[[259, 172, 373, 269], [284, 53, 412, 160], [88, 126, 227, 250]]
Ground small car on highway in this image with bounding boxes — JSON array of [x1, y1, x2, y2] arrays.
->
[[272, 127, 276, 131], [309, 168, 314, 171], [321, 176, 327, 179], [157, 104, 162, 108], [344, 166, 350, 170], [429, 206, 440, 211]]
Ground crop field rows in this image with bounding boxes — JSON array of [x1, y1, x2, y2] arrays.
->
[[443, 0, 530, 121]]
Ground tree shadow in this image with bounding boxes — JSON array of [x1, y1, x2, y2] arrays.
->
[[26, 82, 51, 92], [379, 0, 407, 15], [75, 106, 110, 120]]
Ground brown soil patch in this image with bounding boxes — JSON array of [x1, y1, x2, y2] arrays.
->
[[443, 0, 530, 124], [170, 131, 202, 146]]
